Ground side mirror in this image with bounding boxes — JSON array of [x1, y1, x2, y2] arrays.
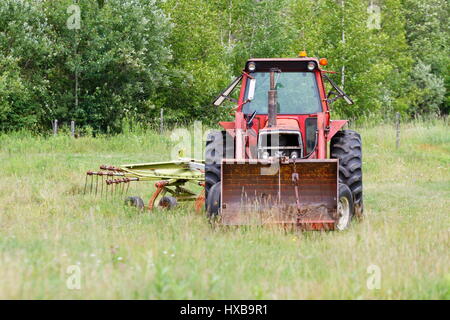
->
[[323, 74, 354, 105], [247, 78, 256, 101], [212, 75, 242, 106]]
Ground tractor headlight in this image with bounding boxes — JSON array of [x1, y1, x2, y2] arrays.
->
[[307, 62, 316, 71], [248, 62, 256, 72], [291, 151, 298, 159], [262, 151, 269, 159]]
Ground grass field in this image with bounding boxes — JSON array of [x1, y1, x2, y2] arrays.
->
[[0, 120, 449, 299]]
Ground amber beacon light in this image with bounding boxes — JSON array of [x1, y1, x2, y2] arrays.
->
[[319, 58, 328, 66]]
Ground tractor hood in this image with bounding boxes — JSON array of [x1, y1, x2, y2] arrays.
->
[[258, 118, 303, 159], [262, 118, 300, 132]]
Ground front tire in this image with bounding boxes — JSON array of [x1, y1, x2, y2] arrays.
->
[[206, 182, 221, 218], [336, 183, 354, 230]]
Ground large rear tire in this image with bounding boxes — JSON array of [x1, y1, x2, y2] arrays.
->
[[330, 130, 364, 218], [205, 131, 233, 213]]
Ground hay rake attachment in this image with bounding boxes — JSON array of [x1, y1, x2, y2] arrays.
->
[[84, 159, 205, 211]]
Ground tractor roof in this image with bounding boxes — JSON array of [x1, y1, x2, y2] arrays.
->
[[247, 57, 319, 62], [245, 57, 320, 73]]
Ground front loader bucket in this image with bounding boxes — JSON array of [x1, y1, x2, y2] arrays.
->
[[220, 159, 338, 230]]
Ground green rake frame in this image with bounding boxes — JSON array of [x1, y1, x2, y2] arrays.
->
[[85, 159, 205, 211]]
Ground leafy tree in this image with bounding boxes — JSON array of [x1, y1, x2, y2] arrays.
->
[[288, 0, 386, 117], [402, 0, 449, 114], [409, 60, 446, 115], [0, 0, 172, 132], [0, 0, 448, 132], [43, 0, 172, 132], [158, 0, 232, 125], [0, 0, 57, 131], [369, 0, 413, 115], [0, 56, 33, 131], [213, 0, 292, 73]]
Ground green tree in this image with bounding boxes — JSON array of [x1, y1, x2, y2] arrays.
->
[[213, 0, 292, 73], [287, 0, 416, 118], [402, 0, 449, 114], [1, 0, 448, 132], [371, 0, 413, 115], [0, 0, 57, 131], [43, 0, 172, 132], [409, 60, 446, 115], [0, 0, 172, 132], [288, 0, 385, 117], [159, 0, 232, 125]]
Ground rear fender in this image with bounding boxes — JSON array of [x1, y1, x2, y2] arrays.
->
[[327, 120, 348, 142]]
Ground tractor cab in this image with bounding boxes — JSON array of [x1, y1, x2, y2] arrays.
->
[[243, 58, 325, 160], [214, 55, 353, 160], [242, 59, 323, 116]]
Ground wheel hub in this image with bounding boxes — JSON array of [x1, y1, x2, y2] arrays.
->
[[336, 196, 350, 230]]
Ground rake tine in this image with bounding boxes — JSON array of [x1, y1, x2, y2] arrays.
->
[[95, 175, 99, 197], [84, 174, 88, 195], [125, 181, 130, 195], [121, 181, 125, 196], [90, 174, 94, 195], [100, 175, 104, 197]]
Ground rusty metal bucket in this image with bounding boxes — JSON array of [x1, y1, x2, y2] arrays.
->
[[220, 159, 338, 230]]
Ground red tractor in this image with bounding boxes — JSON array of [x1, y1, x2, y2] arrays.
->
[[205, 53, 363, 230]]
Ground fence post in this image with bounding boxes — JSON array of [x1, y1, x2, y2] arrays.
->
[[395, 112, 400, 149], [71, 120, 75, 137], [160, 108, 164, 134], [53, 119, 58, 136]]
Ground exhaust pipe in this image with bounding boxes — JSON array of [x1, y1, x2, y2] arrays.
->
[[268, 69, 277, 127]]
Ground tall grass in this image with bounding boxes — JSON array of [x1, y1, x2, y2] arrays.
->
[[0, 120, 448, 299]]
